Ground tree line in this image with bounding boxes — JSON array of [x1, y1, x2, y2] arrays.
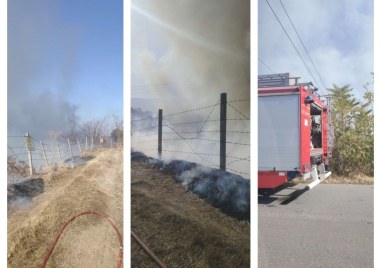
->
[[328, 73, 374, 176], [51, 114, 123, 147]]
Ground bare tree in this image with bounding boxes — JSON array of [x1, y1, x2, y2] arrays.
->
[[49, 131, 60, 142], [81, 118, 108, 146], [111, 114, 123, 146], [112, 114, 123, 130], [60, 127, 79, 143], [48, 130, 60, 152]]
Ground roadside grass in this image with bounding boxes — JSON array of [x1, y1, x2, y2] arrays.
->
[[293, 174, 373, 185], [322, 174, 373, 185]]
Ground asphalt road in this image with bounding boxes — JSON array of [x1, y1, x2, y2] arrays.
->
[[258, 183, 374, 268]]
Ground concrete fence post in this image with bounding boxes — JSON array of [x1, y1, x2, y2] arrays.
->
[[57, 144, 62, 162], [25, 132, 34, 175], [40, 141, 49, 168], [77, 138, 82, 157], [220, 93, 227, 171], [158, 109, 163, 160], [67, 138, 74, 163]]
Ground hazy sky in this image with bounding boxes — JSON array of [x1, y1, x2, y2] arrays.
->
[[8, 0, 123, 138], [258, 0, 373, 97], [131, 0, 250, 114]]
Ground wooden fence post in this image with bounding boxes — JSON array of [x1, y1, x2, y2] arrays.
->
[[220, 93, 227, 171]]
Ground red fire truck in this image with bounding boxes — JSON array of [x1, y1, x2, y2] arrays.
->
[[258, 73, 333, 189]]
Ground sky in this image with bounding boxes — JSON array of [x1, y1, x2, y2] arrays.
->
[[131, 0, 250, 177], [7, 0, 123, 139], [258, 0, 374, 98]]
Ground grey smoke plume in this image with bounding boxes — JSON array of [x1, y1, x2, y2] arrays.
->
[[131, 107, 156, 133], [132, 0, 250, 177], [133, 0, 250, 110], [8, 0, 80, 140]]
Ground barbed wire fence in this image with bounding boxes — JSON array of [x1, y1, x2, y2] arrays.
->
[[131, 93, 250, 178], [7, 133, 118, 183]]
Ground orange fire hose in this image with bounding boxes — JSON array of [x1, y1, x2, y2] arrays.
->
[[40, 210, 123, 268], [131, 230, 167, 268]]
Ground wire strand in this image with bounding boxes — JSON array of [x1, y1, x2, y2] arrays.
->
[[228, 103, 250, 120], [258, 57, 275, 73], [264, 0, 320, 88], [278, 0, 327, 93], [164, 103, 219, 117]]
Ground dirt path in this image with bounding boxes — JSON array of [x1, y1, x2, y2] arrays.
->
[[8, 148, 123, 268], [131, 161, 250, 268]]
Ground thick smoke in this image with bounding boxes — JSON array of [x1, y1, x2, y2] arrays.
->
[[133, 0, 250, 111], [132, 0, 250, 177], [131, 107, 156, 132], [132, 152, 250, 221], [8, 0, 80, 140], [131, 108, 158, 153]]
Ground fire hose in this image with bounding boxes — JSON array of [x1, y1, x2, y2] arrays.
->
[[131, 230, 167, 268], [40, 210, 123, 268]]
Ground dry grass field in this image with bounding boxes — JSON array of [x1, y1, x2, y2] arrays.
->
[[8, 148, 123, 268], [131, 161, 250, 268]]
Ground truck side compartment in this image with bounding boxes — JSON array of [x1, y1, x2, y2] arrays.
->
[[258, 73, 332, 189]]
